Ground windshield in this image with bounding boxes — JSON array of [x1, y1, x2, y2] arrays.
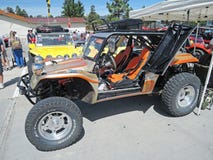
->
[[36, 33, 72, 46], [83, 36, 105, 59]]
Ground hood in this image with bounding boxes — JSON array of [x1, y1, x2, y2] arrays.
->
[[30, 45, 83, 58], [44, 58, 94, 74]]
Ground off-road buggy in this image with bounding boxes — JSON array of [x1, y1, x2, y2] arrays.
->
[[18, 19, 202, 151]]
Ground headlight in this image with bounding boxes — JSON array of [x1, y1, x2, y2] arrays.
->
[[32, 63, 44, 76], [64, 54, 70, 60], [56, 55, 63, 59], [46, 55, 52, 59], [34, 56, 44, 65], [72, 53, 77, 58], [45, 55, 53, 62]]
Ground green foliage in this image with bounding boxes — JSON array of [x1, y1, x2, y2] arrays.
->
[[5, 5, 28, 17], [106, 0, 132, 21], [15, 6, 21, 15], [6, 7, 14, 14], [62, 0, 84, 17], [76, 0, 85, 17], [19, 9, 28, 17], [86, 5, 101, 29]]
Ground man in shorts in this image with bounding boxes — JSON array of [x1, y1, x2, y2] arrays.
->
[[0, 38, 4, 88]]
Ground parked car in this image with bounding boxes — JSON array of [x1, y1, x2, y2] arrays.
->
[[199, 27, 213, 44], [18, 20, 202, 151], [189, 34, 205, 44], [142, 21, 168, 31], [184, 36, 212, 59], [27, 26, 84, 77]]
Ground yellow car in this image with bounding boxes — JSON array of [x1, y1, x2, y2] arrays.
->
[[28, 31, 84, 76], [28, 32, 83, 58]]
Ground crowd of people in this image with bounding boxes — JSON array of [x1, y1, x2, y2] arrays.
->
[[0, 30, 25, 89]]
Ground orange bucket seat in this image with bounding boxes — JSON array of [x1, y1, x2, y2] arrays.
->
[[108, 48, 150, 84]]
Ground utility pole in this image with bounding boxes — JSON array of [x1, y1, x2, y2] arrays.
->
[[46, 0, 51, 17]]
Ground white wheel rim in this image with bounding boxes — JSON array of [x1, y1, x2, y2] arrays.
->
[[38, 111, 72, 141], [177, 85, 196, 108]]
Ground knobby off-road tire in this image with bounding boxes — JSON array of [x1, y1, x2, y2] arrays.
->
[[25, 97, 83, 151], [191, 49, 205, 60], [162, 72, 201, 117]]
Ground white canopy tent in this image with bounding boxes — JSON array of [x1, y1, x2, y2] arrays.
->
[[130, 0, 213, 115], [130, 0, 213, 22]]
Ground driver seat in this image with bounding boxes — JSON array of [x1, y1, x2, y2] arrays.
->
[[107, 48, 150, 85], [114, 46, 132, 73]]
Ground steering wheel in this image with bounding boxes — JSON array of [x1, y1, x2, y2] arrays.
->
[[100, 53, 117, 72]]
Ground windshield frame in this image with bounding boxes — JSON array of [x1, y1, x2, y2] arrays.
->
[[83, 35, 107, 61], [36, 32, 72, 46]]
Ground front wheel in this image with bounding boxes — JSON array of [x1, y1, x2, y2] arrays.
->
[[25, 97, 83, 151], [161, 72, 201, 117]]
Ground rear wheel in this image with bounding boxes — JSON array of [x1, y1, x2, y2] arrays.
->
[[162, 72, 201, 117], [25, 97, 83, 151], [191, 49, 205, 59]]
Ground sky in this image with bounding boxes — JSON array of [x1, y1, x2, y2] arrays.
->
[[0, 0, 162, 17]]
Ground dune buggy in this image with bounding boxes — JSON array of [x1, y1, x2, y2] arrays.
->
[[18, 19, 202, 151]]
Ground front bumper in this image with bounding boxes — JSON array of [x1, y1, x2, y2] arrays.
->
[[17, 74, 37, 104]]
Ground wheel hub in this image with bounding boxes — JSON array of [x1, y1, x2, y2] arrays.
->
[[38, 112, 72, 141], [177, 85, 196, 108]]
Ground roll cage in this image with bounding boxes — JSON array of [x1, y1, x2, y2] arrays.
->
[[89, 21, 194, 75]]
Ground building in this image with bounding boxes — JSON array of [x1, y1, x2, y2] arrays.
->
[[28, 17, 86, 33], [0, 9, 86, 39]]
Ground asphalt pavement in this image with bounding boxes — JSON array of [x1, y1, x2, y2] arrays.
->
[[0, 46, 213, 160]]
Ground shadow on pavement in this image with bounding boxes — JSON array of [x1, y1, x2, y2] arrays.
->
[[4, 77, 20, 88], [77, 94, 171, 122]]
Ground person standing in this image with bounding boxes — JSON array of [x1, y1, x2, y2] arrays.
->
[[27, 29, 35, 43], [0, 37, 11, 70], [10, 31, 24, 68], [0, 38, 4, 88]]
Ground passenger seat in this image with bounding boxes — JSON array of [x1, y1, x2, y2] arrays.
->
[[108, 48, 150, 83]]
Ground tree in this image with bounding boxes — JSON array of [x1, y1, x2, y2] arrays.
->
[[20, 9, 28, 17], [75, 0, 84, 17], [62, 0, 84, 17], [15, 5, 22, 15], [15, 5, 28, 17], [36, 15, 43, 18], [86, 5, 100, 30], [106, 0, 132, 20], [87, 5, 100, 24], [6, 7, 15, 14]]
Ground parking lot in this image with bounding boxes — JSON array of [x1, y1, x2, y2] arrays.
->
[[0, 46, 213, 160]]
